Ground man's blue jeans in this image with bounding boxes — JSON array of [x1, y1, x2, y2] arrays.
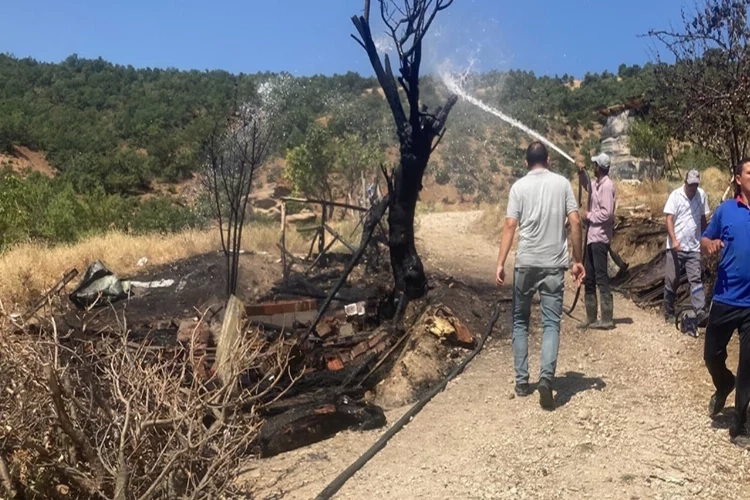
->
[[512, 267, 565, 385]]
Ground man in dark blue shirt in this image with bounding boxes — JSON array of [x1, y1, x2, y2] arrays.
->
[[701, 159, 750, 448]]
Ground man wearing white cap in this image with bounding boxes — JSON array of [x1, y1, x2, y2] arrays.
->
[[663, 169, 710, 335], [577, 153, 617, 330]]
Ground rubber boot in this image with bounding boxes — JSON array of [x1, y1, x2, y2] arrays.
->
[[577, 294, 598, 329], [664, 289, 676, 324], [591, 292, 615, 330]]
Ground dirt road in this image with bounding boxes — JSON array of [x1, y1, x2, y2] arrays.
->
[[244, 210, 750, 500]]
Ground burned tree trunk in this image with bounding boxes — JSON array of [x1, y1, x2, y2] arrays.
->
[[352, 0, 456, 300], [389, 144, 429, 297]]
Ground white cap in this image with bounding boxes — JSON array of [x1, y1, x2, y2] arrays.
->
[[591, 153, 611, 170], [686, 169, 700, 185]]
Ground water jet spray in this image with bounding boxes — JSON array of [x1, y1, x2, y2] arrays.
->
[[441, 71, 576, 164], [439, 68, 586, 316]]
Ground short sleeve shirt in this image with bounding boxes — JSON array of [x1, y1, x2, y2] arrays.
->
[[506, 168, 578, 269], [663, 187, 710, 252], [702, 198, 750, 307]]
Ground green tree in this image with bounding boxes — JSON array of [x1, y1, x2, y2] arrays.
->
[[629, 119, 671, 173], [334, 133, 384, 207], [284, 125, 336, 214], [648, 0, 750, 171]]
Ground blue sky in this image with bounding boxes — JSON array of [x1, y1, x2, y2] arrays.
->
[[0, 0, 688, 77]]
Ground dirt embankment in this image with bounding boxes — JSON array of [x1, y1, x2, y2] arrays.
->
[[0, 145, 56, 177]]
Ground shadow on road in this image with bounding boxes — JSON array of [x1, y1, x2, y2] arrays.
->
[[553, 371, 607, 408]]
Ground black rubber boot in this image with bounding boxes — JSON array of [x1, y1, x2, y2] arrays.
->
[[664, 289, 676, 324], [591, 292, 615, 330], [577, 294, 598, 330]]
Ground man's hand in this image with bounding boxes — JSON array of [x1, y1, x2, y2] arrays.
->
[[576, 161, 585, 171], [704, 239, 724, 255], [672, 242, 682, 253], [496, 265, 506, 287], [571, 263, 585, 286], [580, 208, 588, 220]]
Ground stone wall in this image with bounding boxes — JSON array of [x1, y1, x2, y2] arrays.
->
[[599, 110, 662, 181]]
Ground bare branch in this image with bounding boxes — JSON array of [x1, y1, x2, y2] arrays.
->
[[45, 364, 102, 476], [0, 454, 17, 499]]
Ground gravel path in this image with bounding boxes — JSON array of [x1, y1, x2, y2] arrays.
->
[[243, 210, 750, 500]]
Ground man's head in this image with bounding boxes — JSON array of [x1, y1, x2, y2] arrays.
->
[[526, 141, 548, 169], [735, 158, 750, 197], [591, 153, 611, 176], [684, 169, 700, 198]]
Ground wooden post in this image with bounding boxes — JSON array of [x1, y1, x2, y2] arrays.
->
[[307, 231, 319, 261], [216, 294, 245, 389], [280, 201, 288, 285], [361, 172, 367, 208], [319, 205, 327, 267]]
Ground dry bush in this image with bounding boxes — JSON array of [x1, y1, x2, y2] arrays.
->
[[617, 179, 671, 217], [0, 313, 293, 499], [700, 166, 732, 202]]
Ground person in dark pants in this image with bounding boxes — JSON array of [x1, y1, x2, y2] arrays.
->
[[701, 159, 750, 448], [577, 153, 617, 330]]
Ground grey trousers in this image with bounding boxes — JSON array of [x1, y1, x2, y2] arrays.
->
[[664, 250, 705, 317]]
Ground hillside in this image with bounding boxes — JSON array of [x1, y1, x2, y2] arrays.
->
[[0, 54, 658, 249]]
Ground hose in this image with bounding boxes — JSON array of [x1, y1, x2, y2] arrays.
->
[[314, 299, 504, 500], [564, 176, 589, 318]]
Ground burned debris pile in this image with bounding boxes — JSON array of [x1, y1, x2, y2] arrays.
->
[[612, 217, 718, 310], [617, 251, 718, 308], [16, 245, 486, 464]]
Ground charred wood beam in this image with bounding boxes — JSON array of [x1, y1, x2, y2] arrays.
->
[[24, 268, 79, 321], [284, 197, 366, 214], [280, 197, 368, 213], [355, 328, 411, 388], [306, 195, 390, 338], [324, 224, 357, 254], [257, 396, 385, 458], [276, 243, 304, 267], [305, 237, 340, 276], [269, 288, 353, 303]]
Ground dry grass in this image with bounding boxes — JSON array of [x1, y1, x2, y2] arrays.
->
[[617, 179, 671, 217], [617, 167, 730, 217], [700, 166, 732, 201], [0, 224, 308, 308]]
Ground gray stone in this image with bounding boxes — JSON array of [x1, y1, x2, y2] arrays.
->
[[597, 110, 665, 181]]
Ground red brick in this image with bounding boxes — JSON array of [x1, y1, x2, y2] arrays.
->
[[327, 358, 345, 371], [245, 299, 317, 317]]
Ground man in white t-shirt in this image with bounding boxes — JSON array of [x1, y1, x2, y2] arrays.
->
[[663, 169, 710, 333]]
